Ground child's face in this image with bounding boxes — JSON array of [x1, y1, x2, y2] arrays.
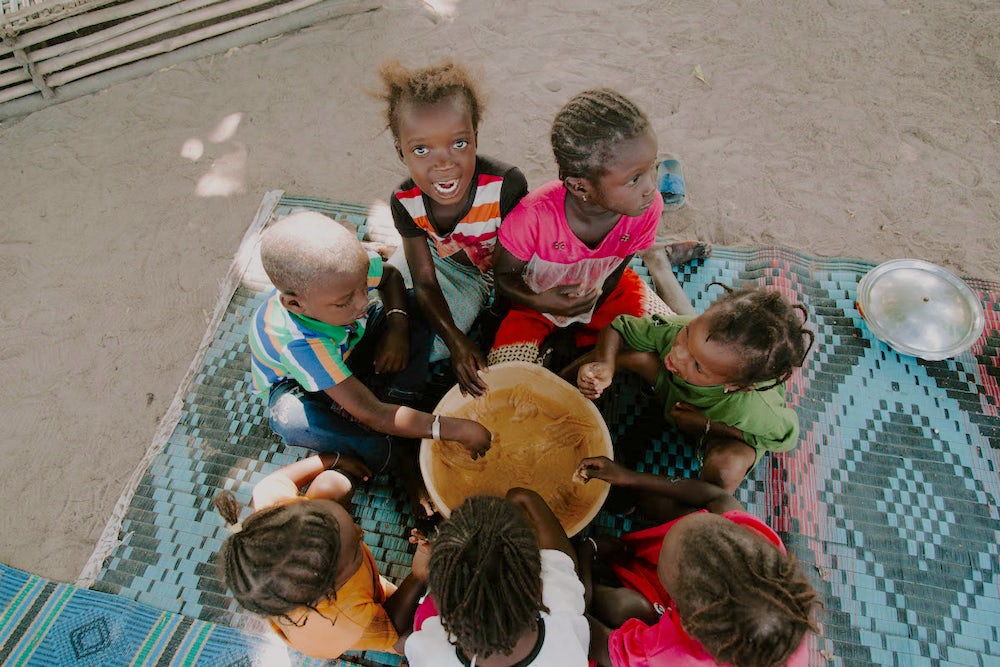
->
[[664, 313, 745, 388], [396, 96, 478, 211], [281, 266, 369, 327], [586, 129, 658, 218]]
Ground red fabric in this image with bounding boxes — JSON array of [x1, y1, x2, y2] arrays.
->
[[492, 268, 648, 350], [412, 594, 438, 632]]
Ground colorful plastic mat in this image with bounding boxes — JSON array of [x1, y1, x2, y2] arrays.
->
[[11, 191, 997, 666]]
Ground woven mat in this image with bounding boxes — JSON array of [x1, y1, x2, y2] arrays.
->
[[20, 190, 998, 666]]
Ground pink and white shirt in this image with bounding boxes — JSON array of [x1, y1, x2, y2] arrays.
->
[[498, 180, 661, 326]]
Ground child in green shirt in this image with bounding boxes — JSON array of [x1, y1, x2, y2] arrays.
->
[[576, 285, 813, 494]]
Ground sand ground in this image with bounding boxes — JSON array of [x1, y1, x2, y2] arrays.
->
[[0, 0, 997, 582]]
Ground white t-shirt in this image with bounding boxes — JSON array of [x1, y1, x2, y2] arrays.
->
[[404, 550, 590, 666]]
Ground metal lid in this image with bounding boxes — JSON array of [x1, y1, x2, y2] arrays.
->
[[856, 259, 984, 361]]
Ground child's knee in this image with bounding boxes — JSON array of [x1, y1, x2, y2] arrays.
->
[[307, 470, 354, 501], [701, 443, 756, 493]]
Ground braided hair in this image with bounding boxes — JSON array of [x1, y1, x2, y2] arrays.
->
[[703, 284, 815, 390], [670, 519, 822, 667], [213, 491, 342, 623], [550, 88, 652, 181], [377, 58, 484, 141], [429, 495, 547, 659]]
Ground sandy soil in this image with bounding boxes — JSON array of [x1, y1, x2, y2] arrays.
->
[[0, 0, 997, 582]]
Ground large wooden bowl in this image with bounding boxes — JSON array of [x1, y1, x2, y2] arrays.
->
[[419, 361, 613, 536]]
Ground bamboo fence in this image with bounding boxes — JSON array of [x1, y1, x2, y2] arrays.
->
[[0, 0, 379, 119]]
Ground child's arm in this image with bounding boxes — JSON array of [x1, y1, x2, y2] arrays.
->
[[401, 236, 488, 397], [505, 487, 576, 566], [576, 325, 626, 399], [387, 529, 431, 651], [373, 263, 410, 375], [668, 402, 759, 494], [251, 453, 371, 510], [325, 378, 491, 459], [575, 456, 742, 515], [494, 245, 601, 317]]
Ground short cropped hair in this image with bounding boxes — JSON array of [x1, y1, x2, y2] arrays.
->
[[259, 211, 367, 296]]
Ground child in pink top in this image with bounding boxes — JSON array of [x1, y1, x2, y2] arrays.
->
[[575, 456, 821, 667], [488, 89, 682, 370]]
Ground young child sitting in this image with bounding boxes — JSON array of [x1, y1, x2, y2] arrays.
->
[[213, 453, 431, 659], [404, 489, 590, 666], [378, 59, 529, 397], [249, 211, 491, 513], [577, 284, 813, 493], [576, 456, 821, 667], [488, 88, 700, 370]]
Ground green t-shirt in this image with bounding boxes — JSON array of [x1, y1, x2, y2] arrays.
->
[[610, 314, 799, 465]]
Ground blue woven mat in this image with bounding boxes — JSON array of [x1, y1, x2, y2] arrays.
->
[[18, 191, 998, 666]]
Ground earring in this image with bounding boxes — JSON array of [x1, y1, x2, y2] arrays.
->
[[582, 193, 588, 202]]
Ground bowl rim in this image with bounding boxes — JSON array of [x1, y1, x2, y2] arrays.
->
[[418, 360, 613, 536], [856, 258, 985, 361]]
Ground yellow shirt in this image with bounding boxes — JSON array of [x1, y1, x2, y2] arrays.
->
[[254, 475, 400, 658]]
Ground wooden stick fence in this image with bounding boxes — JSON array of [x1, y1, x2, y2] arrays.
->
[[0, 0, 379, 119]]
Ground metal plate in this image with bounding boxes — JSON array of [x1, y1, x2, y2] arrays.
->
[[856, 259, 985, 360]]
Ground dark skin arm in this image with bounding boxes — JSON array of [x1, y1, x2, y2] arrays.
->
[[493, 244, 601, 317], [401, 235, 488, 397], [575, 325, 662, 399], [251, 453, 372, 510], [325, 377, 491, 459], [505, 487, 577, 567], [387, 528, 431, 652], [373, 263, 409, 375], [668, 402, 757, 493], [575, 456, 743, 515]]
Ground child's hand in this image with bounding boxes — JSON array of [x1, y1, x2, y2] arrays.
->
[[453, 418, 492, 460], [535, 284, 601, 317], [575, 456, 632, 487], [578, 362, 614, 399], [669, 402, 709, 438], [449, 334, 489, 397], [409, 528, 432, 580], [374, 322, 409, 375], [331, 455, 373, 484]]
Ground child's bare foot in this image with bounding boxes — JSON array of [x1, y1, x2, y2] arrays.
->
[[392, 442, 438, 519], [403, 476, 437, 520], [664, 240, 712, 266]]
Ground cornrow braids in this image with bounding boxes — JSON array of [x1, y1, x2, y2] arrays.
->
[[671, 521, 822, 667], [550, 88, 651, 181], [703, 283, 815, 390], [213, 491, 342, 622], [377, 58, 484, 141], [429, 495, 547, 659]]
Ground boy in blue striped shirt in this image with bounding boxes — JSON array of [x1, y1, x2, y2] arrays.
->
[[249, 212, 492, 516]]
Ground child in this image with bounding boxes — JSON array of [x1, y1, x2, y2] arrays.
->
[[213, 452, 432, 659], [577, 284, 814, 493], [576, 456, 821, 667], [249, 211, 491, 513], [404, 488, 590, 666], [488, 88, 698, 370], [378, 59, 529, 397]]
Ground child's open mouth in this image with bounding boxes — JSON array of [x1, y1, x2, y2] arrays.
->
[[432, 179, 460, 197]]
